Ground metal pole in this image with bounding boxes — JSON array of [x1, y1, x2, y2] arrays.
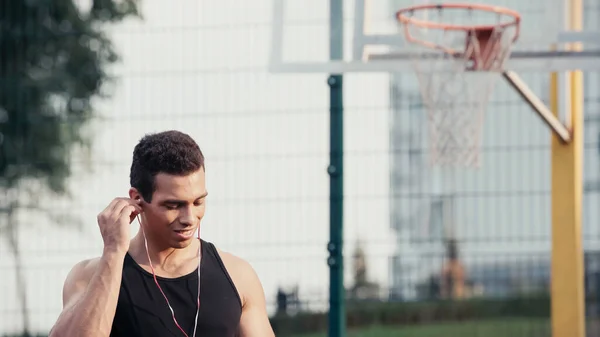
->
[[327, 0, 345, 336], [550, 0, 585, 336]]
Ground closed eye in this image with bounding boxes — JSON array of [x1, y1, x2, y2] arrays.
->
[[164, 203, 180, 210], [162, 193, 207, 210]]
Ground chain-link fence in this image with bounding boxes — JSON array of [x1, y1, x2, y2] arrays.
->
[[1, 1, 600, 337]]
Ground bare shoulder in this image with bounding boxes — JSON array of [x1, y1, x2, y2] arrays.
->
[[213, 246, 264, 305], [62, 257, 100, 307], [215, 247, 253, 273], [213, 245, 275, 336], [66, 257, 101, 283]]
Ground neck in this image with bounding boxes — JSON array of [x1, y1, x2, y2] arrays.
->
[[129, 231, 199, 269]]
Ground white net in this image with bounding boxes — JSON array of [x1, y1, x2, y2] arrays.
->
[[398, 7, 519, 167]]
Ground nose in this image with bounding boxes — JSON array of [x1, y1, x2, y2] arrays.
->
[[179, 206, 200, 227]]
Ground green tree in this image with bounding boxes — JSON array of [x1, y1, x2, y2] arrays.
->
[[0, 0, 140, 334]]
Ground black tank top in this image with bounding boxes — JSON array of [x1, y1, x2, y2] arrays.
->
[[110, 240, 242, 337]]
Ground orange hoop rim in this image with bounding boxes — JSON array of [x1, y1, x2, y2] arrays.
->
[[396, 3, 521, 32]]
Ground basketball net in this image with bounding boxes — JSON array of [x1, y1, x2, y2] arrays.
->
[[398, 7, 519, 168], [395, 4, 520, 249]]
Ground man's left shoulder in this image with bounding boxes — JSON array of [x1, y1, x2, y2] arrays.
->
[[213, 245, 256, 275], [210, 244, 275, 335], [213, 245, 264, 301]]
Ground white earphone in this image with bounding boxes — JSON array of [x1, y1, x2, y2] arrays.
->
[[136, 209, 201, 337]]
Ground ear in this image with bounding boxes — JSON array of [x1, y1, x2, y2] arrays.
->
[[129, 187, 142, 201]]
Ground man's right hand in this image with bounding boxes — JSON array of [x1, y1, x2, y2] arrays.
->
[[50, 198, 139, 337], [97, 198, 142, 255]]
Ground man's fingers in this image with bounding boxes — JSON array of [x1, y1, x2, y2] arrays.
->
[[98, 198, 143, 224], [106, 198, 126, 215], [118, 205, 137, 220], [101, 198, 122, 216], [110, 200, 129, 217], [132, 199, 143, 213], [112, 198, 142, 216], [98, 198, 122, 222], [129, 208, 141, 224], [107, 200, 134, 222]]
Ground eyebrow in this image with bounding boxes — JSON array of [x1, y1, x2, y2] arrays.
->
[[162, 192, 208, 204]]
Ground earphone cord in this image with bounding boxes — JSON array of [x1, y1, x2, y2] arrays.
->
[[136, 216, 201, 337]]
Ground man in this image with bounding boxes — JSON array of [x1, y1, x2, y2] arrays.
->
[[49, 130, 275, 337], [440, 238, 467, 299]]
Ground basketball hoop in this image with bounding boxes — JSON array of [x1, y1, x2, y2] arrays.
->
[[396, 3, 521, 168]]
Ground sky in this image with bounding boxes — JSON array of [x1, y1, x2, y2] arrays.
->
[[1, 0, 599, 334]]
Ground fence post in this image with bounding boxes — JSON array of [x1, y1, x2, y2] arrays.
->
[[328, 0, 345, 336]]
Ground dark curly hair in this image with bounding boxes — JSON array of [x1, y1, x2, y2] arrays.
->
[[130, 130, 205, 202]]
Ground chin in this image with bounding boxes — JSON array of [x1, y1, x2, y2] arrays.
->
[[171, 240, 194, 249], [170, 234, 197, 249]]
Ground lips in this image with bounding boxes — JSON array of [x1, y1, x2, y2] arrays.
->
[[173, 228, 195, 240]]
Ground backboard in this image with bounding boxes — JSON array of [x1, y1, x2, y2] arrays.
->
[[269, 0, 600, 74]]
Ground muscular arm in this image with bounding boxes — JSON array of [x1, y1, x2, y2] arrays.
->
[[237, 262, 275, 337], [49, 250, 125, 337]]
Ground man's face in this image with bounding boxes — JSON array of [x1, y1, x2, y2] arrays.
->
[[133, 168, 207, 249]]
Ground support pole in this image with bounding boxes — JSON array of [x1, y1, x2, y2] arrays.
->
[[550, 0, 585, 335], [327, 0, 345, 337], [502, 71, 571, 143]]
